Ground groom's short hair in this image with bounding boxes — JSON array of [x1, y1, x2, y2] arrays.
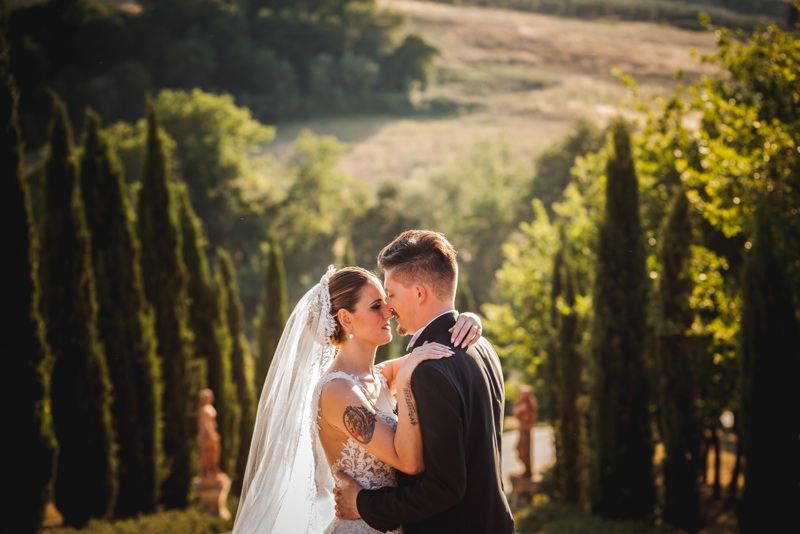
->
[[378, 229, 458, 301]]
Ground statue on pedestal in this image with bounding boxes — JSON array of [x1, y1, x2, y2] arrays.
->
[[512, 385, 538, 479], [193, 388, 231, 520], [198, 388, 221, 480], [510, 385, 539, 508]]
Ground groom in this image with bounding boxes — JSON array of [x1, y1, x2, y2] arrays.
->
[[334, 230, 515, 533]]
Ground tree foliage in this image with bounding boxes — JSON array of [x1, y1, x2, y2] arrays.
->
[[137, 101, 196, 510], [654, 187, 703, 532], [588, 118, 654, 521], [80, 108, 164, 518], [4, 27, 57, 533], [254, 232, 289, 392], [216, 247, 253, 491], [737, 202, 800, 533], [6, 0, 437, 147], [41, 93, 117, 528], [273, 129, 367, 294], [551, 231, 587, 509], [177, 184, 238, 478]]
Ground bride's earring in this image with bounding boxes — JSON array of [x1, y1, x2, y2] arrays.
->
[[349, 330, 354, 339]]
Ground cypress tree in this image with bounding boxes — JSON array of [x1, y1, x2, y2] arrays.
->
[[655, 187, 703, 532], [217, 248, 254, 491], [588, 117, 655, 521], [545, 235, 564, 492], [553, 235, 587, 508], [177, 184, 237, 477], [137, 101, 195, 509], [254, 232, 288, 390], [79, 109, 164, 518], [40, 94, 117, 528], [4, 29, 58, 533], [738, 202, 800, 533], [545, 235, 564, 429]]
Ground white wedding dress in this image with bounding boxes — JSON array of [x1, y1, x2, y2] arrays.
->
[[314, 371, 404, 534]]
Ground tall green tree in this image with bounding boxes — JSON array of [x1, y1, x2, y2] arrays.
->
[[217, 247, 251, 490], [274, 129, 366, 296], [254, 232, 288, 391], [654, 187, 703, 532], [40, 93, 117, 528], [737, 202, 800, 533], [527, 117, 604, 220], [633, 19, 800, 517], [137, 101, 196, 510], [4, 27, 57, 533], [152, 88, 275, 252], [177, 184, 237, 478], [105, 87, 279, 321], [482, 200, 559, 398], [552, 231, 587, 508], [79, 108, 164, 518], [588, 117, 654, 522]]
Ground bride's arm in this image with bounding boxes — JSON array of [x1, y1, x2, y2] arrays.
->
[[318, 343, 452, 475], [377, 311, 483, 391], [390, 342, 452, 473]]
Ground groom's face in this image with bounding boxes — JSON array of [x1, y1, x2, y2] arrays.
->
[[383, 269, 417, 337]]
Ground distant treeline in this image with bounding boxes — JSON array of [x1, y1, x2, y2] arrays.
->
[[5, 0, 439, 148], [426, 0, 789, 31]]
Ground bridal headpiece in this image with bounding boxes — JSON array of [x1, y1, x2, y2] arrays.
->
[[307, 265, 337, 344]]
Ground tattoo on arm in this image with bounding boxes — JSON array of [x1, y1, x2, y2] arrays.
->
[[343, 406, 376, 444], [402, 388, 418, 426]]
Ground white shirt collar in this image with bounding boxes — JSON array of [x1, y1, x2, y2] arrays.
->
[[406, 310, 456, 351]]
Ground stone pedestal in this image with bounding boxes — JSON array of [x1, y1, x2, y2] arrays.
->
[[193, 472, 232, 520], [510, 474, 539, 509], [39, 501, 63, 532]]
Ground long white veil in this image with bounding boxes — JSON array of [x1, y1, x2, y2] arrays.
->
[[233, 266, 338, 533]]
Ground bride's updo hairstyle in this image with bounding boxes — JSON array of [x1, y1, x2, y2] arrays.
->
[[328, 266, 381, 345]]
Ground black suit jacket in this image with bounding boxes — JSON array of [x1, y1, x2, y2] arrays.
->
[[357, 312, 515, 533]]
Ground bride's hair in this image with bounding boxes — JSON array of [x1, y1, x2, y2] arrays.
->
[[328, 266, 381, 345]]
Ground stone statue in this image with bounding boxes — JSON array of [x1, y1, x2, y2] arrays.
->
[[197, 388, 222, 480], [512, 386, 538, 479], [194, 388, 231, 519]]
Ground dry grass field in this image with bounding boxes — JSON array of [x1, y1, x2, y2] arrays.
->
[[266, 0, 721, 189]]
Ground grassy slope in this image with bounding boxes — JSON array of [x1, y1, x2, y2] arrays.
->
[[265, 0, 721, 190]]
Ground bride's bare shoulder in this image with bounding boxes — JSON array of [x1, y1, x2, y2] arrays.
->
[[319, 376, 364, 412]]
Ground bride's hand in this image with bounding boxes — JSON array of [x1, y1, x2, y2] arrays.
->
[[396, 342, 453, 384], [449, 312, 483, 348]]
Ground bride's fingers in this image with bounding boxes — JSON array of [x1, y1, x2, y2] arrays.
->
[[417, 347, 453, 358], [449, 322, 469, 346], [453, 322, 479, 348], [462, 325, 481, 348], [413, 344, 453, 360]]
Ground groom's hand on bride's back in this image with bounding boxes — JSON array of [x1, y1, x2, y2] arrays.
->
[[333, 470, 363, 519]]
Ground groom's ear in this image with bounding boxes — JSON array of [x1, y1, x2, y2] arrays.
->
[[415, 284, 428, 304]]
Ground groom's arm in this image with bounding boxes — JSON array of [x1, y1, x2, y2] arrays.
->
[[356, 362, 466, 531]]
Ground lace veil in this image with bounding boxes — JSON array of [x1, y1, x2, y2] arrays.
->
[[233, 265, 338, 534]]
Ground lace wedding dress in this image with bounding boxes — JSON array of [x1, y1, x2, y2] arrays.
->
[[314, 371, 404, 534]]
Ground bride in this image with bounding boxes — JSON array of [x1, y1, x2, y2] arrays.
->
[[232, 265, 482, 533]]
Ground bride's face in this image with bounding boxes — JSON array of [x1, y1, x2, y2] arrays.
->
[[350, 279, 393, 346]]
